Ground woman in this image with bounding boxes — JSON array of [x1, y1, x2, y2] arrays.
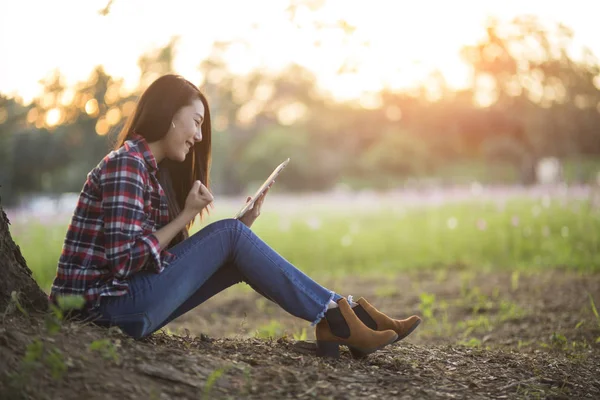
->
[[49, 74, 421, 359]]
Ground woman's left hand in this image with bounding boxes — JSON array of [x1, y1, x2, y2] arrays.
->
[[238, 183, 272, 228]]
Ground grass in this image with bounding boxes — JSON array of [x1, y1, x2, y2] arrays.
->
[[9, 196, 600, 293]]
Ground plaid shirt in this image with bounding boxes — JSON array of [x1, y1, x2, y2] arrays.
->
[[49, 133, 176, 311]]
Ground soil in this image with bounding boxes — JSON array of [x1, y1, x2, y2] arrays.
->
[[1, 267, 599, 399]]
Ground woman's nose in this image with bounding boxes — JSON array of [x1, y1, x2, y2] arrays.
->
[[194, 132, 202, 142]]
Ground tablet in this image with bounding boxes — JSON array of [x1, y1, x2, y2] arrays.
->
[[234, 158, 290, 219]]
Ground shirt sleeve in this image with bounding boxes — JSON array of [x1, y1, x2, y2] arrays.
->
[[100, 154, 164, 279]]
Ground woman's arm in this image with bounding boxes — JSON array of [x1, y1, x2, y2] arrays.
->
[[101, 155, 191, 278], [153, 208, 196, 251]]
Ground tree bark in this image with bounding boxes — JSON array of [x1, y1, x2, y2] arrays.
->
[[0, 192, 48, 312]]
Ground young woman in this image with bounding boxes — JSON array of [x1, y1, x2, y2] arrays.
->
[[49, 74, 421, 358]]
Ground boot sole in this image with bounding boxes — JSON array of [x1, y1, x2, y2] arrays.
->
[[349, 320, 422, 359], [316, 334, 398, 359], [393, 318, 421, 343]]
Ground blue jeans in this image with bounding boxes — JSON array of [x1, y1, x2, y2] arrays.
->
[[92, 218, 342, 339]]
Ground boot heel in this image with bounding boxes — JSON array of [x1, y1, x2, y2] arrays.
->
[[348, 346, 369, 359], [349, 332, 398, 359], [316, 341, 340, 358]]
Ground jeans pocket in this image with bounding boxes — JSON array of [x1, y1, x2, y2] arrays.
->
[[110, 312, 152, 339]]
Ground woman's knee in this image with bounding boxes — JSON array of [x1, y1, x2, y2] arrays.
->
[[204, 218, 247, 233]]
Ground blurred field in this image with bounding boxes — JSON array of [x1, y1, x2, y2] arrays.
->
[[8, 185, 600, 294]]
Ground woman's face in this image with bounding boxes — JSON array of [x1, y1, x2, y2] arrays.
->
[[164, 98, 205, 162]]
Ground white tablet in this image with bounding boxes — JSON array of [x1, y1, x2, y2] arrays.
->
[[234, 158, 290, 219]]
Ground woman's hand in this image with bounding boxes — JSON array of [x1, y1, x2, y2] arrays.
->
[[184, 180, 214, 217], [238, 183, 272, 228]]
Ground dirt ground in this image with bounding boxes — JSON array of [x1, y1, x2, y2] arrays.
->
[[1, 267, 599, 399]]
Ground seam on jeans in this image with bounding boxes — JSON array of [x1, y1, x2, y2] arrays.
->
[[219, 230, 227, 257], [237, 228, 327, 307], [238, 228, 310, 291], [311, 290, 336, 326]]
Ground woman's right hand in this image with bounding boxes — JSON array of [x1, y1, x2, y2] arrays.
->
[[184, 180, 214, 215]]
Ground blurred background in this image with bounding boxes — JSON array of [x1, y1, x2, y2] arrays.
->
[[1, 0, 600, 343], [2, 0, 600, 204]]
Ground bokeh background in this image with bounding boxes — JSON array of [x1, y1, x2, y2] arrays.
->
[[1, 0, 599, 345]]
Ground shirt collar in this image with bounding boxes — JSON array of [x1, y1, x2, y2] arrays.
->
[[129, 132, 159, 173]]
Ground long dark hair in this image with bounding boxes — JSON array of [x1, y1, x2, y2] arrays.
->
[[112, 74, 212, 248]]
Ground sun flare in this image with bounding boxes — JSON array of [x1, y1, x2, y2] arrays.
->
[[0, 0, 596, 104]]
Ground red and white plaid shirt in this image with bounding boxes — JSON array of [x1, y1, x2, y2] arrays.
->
[[49, 133, 176, 311]]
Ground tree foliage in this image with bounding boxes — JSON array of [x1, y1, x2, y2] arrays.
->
[[1, 16, 599, 205]]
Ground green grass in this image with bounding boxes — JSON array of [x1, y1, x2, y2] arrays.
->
[[10, 197, 600, 293]]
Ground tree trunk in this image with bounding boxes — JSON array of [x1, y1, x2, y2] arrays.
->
[[0, 192, 48, 312]]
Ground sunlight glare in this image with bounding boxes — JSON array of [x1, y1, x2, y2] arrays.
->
[[236, 100, 261, 127], [359, 92, 382, 110], [104, 85, 120, 105], [0, 0, 598, 104], [277, 102, 308, 125], [26, 108, 39, 124], [307, 0, 480, 101], [254, 82, 275, 102], [85, 99, 99, 116], [60, 89, 75, 106], [473, 75, 498, 108], [45, 108, 62, 127], [95, 118, 109, 136], [41, 93, 55, 109], [385, 105, 402, 121], [106, 107, 122, 125]]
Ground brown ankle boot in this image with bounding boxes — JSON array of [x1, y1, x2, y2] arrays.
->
[[315, 298, 398, 358], [354, 297, 421, 342], [347, 298, 421, 359]]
